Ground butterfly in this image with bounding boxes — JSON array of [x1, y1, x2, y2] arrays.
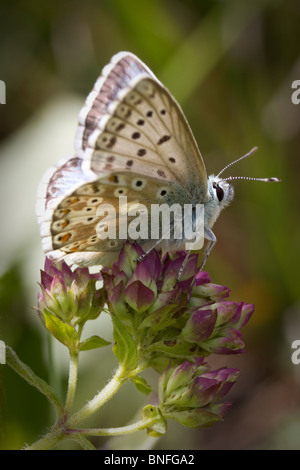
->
[[36, 51, 279, 270]]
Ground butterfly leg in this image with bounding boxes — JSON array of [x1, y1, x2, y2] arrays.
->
[[177, 250, 191, 280], [200, 228, 217, 270], [136, 240, 161, 263], [136, 229, 171, 263]]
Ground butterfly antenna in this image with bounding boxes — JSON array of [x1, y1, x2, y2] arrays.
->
[[217, 146, 258, 178], [223, 175, 280, 183], [217, 146, 281, 183]]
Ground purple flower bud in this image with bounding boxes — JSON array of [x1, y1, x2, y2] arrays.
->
[[40, 268, 54, 290], [158, 360, 207, 401], [36, 257, 104, 329], [195, 271, 211, 285], [159, 362, 239, 428], [182, 308, 217, 342], [164, 361, 208, 397], [50, 274, 69, 315], [124, 280, 156, 313], [200, 368, 239, 399], [206, 329, 245, 354], [190, 283, 230, 308], [236, 303, 255, 329], [135, 250, 162, 282], [187, 376, 222, 407], [113, 241, 144, 278], [147, 290, 178, 314], [215, 301, 243, 327]]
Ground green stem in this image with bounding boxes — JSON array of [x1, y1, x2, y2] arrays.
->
[[68, 364, 126, 427], [26, 363, 130, 449], [71, 435, 97, 450], [65, 351, 79, 413], [25, 427, 64, 450], [47, 332, 62, 401], [69, 417, 155, 438]]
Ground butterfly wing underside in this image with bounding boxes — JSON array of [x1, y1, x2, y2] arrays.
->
[[37, 52, 208, 266]]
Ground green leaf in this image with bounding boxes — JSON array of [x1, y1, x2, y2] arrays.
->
[[129, 375, 152, 395], [147, 339, 207, 360], [43, 310, 79, 353], [139, 304, 179, 332], [79, 335, 110, 351], [6, 346, 63, 415], [163, 408, 222, 428], [111, 314, 138, 370]]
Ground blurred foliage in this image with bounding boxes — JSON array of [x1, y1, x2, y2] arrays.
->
[[0, 265, 51, 449], [0, 0, 300, 450]]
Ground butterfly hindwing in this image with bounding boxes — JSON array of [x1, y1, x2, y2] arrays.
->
[[44, 172, 178, 264]]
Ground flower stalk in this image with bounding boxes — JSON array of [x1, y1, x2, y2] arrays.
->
[[68, 364, 127, 428], [65, 351, 79, 414]]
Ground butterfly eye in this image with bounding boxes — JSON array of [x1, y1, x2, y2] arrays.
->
[[213, 182, 224, 202]]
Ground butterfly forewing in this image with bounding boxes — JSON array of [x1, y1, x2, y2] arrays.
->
[[85, 74, 208, 191], [75, 52, 155, 157]]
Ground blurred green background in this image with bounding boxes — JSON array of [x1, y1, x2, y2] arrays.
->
[[0, 0, 300, 450]]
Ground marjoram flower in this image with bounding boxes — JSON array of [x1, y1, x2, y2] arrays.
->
[[36, 258, 104, 352]]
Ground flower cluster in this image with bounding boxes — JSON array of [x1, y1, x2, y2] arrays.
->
[[36, 242, 254, 429]]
